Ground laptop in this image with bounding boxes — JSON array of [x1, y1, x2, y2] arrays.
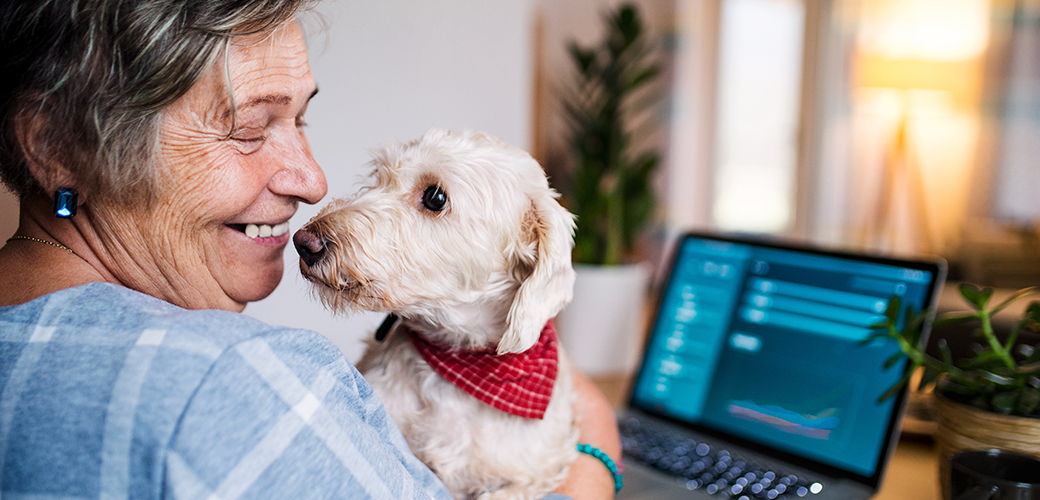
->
[[616, 232, 946, 500]]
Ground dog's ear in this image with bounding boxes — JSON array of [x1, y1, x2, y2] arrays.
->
[[498, 192, 576, 354]]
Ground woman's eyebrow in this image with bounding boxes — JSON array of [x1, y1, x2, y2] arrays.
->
[[243, 94, 293, 109], [221, 88, 316, 120], [222, 94, 291, 120]]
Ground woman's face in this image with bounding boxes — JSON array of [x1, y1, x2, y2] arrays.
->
[[101, 21, 326, 311]]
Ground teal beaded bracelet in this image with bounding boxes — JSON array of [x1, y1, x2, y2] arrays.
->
[[576, 443, 623, 493]]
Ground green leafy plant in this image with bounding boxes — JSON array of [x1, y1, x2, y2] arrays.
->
[[562, 3, 661, 265], [869, 283, 1040, 415]]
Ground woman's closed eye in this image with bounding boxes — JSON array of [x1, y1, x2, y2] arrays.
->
[[228, 127, 267, 153]]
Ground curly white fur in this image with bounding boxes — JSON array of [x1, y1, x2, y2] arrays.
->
[[297, 128, 580, 499]]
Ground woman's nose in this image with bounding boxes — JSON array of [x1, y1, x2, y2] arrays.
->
[[270, 133, 328, 205]]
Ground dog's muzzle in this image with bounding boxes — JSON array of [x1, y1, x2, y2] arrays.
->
[[293, 228, 327, 267]]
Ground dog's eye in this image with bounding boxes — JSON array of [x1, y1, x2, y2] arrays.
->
[[422, 185, 448, 212]]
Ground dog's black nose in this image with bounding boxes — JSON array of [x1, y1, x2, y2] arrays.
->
[[293, 228, 327, 267]]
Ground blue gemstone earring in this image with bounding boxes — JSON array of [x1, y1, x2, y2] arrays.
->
[[53, 187, 78, 218]]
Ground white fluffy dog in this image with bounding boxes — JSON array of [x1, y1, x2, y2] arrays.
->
[[294, 128, 580, 499]]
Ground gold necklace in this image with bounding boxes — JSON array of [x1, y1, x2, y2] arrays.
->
[[6, 235, 75, 254]]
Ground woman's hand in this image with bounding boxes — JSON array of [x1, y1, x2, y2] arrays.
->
[[553, 367, 623, 499]]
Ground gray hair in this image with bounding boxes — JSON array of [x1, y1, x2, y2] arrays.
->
[[0, 0, 316, 205]]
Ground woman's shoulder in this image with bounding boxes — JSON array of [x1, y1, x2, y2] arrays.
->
[[0, 281, 350, 420], [0, 282, 395, 499], [1, 282, 321, 349], [0, 281, 352, 402]]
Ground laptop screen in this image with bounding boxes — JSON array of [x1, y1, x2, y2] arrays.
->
[[630, 233, 944, 480]]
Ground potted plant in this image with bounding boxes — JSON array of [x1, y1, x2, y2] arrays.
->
[[561, 2, 660, 267], [871, 284, 1040, 498], [552, 3, 663, 377]]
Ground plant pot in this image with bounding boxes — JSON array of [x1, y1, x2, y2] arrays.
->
[[933, 392, 1040, 500], [555, 263, 652, 377]]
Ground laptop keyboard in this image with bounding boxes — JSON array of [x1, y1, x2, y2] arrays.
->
[[620, 416, 822, 499]]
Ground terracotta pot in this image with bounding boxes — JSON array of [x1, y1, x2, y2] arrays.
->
[[933, 392, 1040, 500]]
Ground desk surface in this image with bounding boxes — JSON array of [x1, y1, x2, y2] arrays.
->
[[590, 375, 941, 500], [875, 438, 939, 500]]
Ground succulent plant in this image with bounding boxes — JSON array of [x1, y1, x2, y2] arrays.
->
[[871, 283, 1040, 415]]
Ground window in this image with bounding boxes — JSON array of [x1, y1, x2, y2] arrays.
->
[[712, 0, 806, 233]]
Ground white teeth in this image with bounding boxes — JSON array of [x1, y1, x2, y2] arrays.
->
[[243, 222, 290, 239]]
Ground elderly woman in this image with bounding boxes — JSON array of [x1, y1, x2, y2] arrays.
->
[[0, 1, 620, 499]]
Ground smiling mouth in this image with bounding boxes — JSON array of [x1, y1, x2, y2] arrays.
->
[[227, 222, 291, 239]]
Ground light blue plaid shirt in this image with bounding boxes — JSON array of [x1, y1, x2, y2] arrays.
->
[[1, 283, 464, 500]]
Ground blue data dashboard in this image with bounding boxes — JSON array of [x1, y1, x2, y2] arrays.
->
[[631, 236, 937, 477]]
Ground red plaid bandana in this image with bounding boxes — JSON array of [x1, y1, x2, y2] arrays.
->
[[406, 321, 559, 419]]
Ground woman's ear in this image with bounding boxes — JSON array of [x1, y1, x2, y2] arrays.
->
[[15, 107, 79, 197], [498, 191, 576, 355]]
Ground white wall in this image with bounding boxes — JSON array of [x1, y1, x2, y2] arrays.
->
[[245, 0, 535, 362]]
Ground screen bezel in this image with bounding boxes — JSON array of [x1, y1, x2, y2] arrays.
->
[[626, 231, 947, 489]]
